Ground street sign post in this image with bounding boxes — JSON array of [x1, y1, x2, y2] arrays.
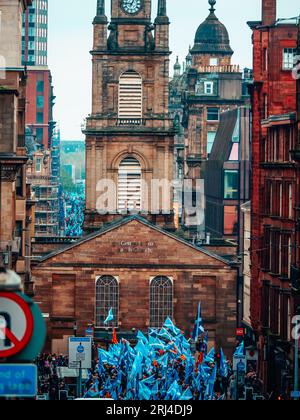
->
[[233, 355, 246, 401], [0, 364, 37, 398], [69, 337, 92, 398], [0, 292, 46, 362], [0, 292, 34, 358], [233, 355, 246, 372], [68, 337, 92, 370]]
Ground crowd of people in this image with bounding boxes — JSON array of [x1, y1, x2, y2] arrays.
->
[[81, 318, 235, 400], [63, 192, 85, 237], [36, 354, 72, 400], [35, 312, 264, 401]]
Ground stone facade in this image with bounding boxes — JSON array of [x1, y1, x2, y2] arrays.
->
[[168, 1, 251, 237], [31, 0, 239, 357], [0, 0, 34, 290], [32, 217, 238, 355], [248, 0, 299, 396], [84, 0, 176, 233]]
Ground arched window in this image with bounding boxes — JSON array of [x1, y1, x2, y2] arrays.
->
[[118, 157, 142, 211], [95, 276, 119, 328], [118, 70, 142, 121], [150, 276, 173, 328]]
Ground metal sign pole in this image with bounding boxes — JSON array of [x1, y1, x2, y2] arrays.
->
[[294, 331, 299, 401], [79, 360, 82, 398]]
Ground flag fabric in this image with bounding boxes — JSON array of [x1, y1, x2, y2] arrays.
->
[[112, 328, 118, 344], [234, 341, 245, 356], [84, 380, 100, 399], [84, 317, 229, 401], [192, 303, 205, 341], [180, 387, 193, 401], [104, 308, 114, 325], [165, 381, 182, 400], [220, 348, 228, 378], [205, 347, 215, 364], [163, 317, 181, 337], [205, 365, 217, 400]]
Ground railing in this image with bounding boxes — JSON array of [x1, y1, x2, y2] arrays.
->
[[33, 237, 80, 244], [85, 117, 174, 131], [198, 64, 240, 73], [116, 118, 146, 126]]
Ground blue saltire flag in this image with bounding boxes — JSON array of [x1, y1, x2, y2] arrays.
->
[[157, 353, 169, 369], [203, 331, 209, 356], [192, 303, 205, 341], [205, 347, 215, 364], [98, 348, 117, 368], [158, 327, 174, 343], [180, 387, 193, 401], [165, 381, 182, 401], [148, 328, 159, 337], [148, 335, 165, 350], [139, 381, 152, 400], [234, 341, 245, 356], [104, 308, 114, 324], [141, 375, 156, 387], [205, 365, 217, 400], [151, 381, 159, 398], [185, 355, 195, 383], [84, 380, 100, 399], [163, 317, 181, 337], [137, 330, 148, 344], [128, 351, 143, 382], [220, 348, 228, 378], [135, 339, 150, 357]]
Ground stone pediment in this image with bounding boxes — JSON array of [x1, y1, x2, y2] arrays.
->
[[37, 216, 230, 268]]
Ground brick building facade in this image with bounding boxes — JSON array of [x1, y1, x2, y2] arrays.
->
[[180, 0, 250, 237], [32, 0, 239, 355], [83, 0, 175, 233], [32, 216, 238, 354], [248, 0, 299, 397], [0, 0, 35, 290]]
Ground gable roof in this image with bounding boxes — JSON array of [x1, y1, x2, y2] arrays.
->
[[36, 215, 233, 266]]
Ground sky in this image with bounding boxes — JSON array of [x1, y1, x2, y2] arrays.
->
[[48, 0, 300, 140]]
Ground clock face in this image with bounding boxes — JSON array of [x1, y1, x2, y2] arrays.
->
[[121, 0, 143, 15]]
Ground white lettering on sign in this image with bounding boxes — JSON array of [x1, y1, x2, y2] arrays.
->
[[0, 316, 6, 340], [112, 241, 156, 254]]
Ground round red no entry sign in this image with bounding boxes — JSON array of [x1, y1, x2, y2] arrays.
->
[[0, 292, 34, 358]]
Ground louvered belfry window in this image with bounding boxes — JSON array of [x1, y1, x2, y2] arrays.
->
[[118, 70, 143, 120], [118, 157, 142, 211]]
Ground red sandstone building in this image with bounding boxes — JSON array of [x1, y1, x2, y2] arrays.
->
[[248, 0, 299, 397], [0, 0, 35, 289], [32, 0, 239, 355]]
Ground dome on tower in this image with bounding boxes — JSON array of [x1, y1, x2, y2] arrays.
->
[[191, 0, 233, 55]]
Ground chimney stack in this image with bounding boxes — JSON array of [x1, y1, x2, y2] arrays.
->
[[262, 0, 277, 26]]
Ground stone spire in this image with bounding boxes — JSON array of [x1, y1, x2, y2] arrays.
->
[[174, 56, 181, 77], [94, 0, 107, 24], [97, 0, 105, 15], [158, 0, 167, 16], [155, 0, 169, 24], [208, 0, 216, 13]]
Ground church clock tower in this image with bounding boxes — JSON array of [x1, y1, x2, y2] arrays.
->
[[84, 0, 175, 232]]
